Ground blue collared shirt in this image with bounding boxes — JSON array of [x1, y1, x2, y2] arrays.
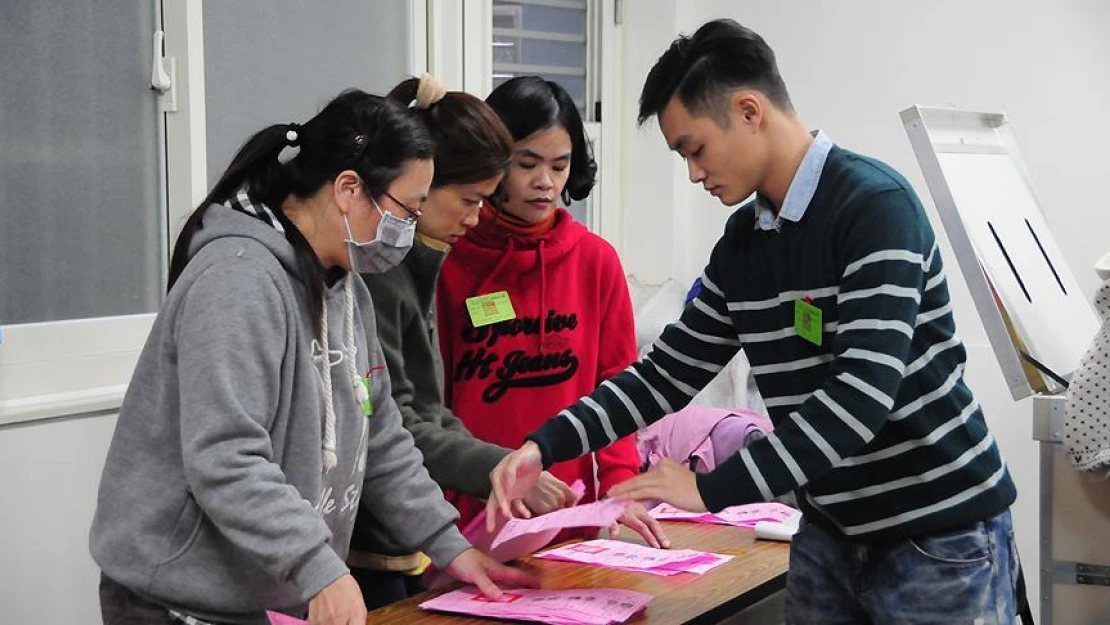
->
[[754, 131, 834, 231]]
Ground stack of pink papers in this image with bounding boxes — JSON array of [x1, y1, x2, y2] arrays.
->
[[535, 539, 732, 576], [420, 585, 651, 624], [648, 502, 800, 528]]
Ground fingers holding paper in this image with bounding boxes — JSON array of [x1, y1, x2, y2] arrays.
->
[[608, 501, 671, 549], [606, 458, 707, 513], [486, 441, 544, 531], [444, 549, 540, 600]]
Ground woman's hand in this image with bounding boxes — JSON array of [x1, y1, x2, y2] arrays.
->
[[607, 501, 671, 549], [486, 442, 545, 531], [308, 574, 366, 625], [442, 548, 540, 599]]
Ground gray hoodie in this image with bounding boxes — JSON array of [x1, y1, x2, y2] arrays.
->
[[89, 204, 469, 624]]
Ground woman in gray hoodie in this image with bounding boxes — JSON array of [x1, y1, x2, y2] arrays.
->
[[90, 90, 533, 625]]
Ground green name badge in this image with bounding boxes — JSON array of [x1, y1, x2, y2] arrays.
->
[[361, 377, 373, 417], [794, 298, 823, 346], [466, 291, 516, 328]]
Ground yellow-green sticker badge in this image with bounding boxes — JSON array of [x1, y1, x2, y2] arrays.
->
[[795, 297, 823, 346], [360, 377, 373, 417], [466, 291, 516, 328]]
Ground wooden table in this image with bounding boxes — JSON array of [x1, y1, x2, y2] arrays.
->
[[366, 522, 790, 624]]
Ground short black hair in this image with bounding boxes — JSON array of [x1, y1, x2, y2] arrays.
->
[[638, 19, 792, 126], [486, 76, 597, 204]]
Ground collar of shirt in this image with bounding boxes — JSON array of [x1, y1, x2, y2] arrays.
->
[[754, 130, 834, 231]]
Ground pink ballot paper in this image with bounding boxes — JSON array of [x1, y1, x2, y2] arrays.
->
[[535, 539, 733, 576], [492, 497, 628, 550], [420, 585, 651, 625], [649, 501, 801, 529], [463, 480, 588, 563], [265, 611, 306, 625]]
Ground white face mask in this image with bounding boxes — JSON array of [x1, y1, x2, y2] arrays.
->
[[345, 198, 416, 274]]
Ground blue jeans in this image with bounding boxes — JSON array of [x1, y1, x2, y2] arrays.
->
[[785, 510, 1020, 624]]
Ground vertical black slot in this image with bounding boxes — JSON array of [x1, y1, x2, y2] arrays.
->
[[988, 221, 1032, 303], [1026, 218, 1067, 296]]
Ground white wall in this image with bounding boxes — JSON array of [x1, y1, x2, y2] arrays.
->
[[618, 0, 1110, 617], [0, 412, 118, 622]]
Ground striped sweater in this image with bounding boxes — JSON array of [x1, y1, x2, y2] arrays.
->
[[529, 144, 1016, 543]]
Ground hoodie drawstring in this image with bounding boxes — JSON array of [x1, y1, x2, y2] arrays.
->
[[537, 239, 548, 352], [317, 275, 361, 472], [474, 236, 517, 296]]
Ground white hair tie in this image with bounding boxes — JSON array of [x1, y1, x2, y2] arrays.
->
[[414, 73, 448, 109]]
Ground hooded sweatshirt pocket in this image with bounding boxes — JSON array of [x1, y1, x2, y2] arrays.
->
[[158, 495, 203, 567]]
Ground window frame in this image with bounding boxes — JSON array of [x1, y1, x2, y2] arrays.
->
[[447, 0, 624, 247], [0, 0, 429, 426]]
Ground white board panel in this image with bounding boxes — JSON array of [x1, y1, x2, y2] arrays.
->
[[936, 151, 1098, 383]]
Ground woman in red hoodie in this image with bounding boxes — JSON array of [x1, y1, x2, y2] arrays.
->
[[437, 77, 669, 548]]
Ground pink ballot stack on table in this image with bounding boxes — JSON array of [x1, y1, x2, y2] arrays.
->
[[648, 501, 799, 527], [420, 585, 652, 625], [647, 501, 801, 541], [535, 539, 732, 576]]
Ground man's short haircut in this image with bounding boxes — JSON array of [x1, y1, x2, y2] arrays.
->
[[638, 19, 793, 127]]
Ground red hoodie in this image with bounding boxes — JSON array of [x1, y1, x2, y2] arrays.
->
[[437, 209, 639, 539]]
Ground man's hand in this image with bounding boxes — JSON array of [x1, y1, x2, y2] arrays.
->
[[607, 501, 671, 549], [486, 441, 544, 531], [442, 548, 540, 599], [308, 574, 366, 625], [607, 458, 707, 512]]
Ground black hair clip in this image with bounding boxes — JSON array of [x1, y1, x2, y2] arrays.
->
[[351, 133, 369, 161]]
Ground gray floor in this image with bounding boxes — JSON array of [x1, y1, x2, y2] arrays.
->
[[716, 590, 785, 625]]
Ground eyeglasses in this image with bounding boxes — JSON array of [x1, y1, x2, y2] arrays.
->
[[382, 190, 422, 223]]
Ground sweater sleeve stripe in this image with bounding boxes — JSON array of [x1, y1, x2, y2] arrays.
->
[[813, 389, 874, 442], [740, 322, 838, 344], [840, 348, 906, 375], [763, 393, 812, 409], [691, 297, 732, 324], [675, 320, 741, 346], [841, 398, 979, 467], [788, 410, 842, 465], [740, 448, 775, 500], [581, 396, 618, 443], [751, 353, 835, 375], [838, 284, 921, 305], [767, 434, 808, 485], [642, 355, 700, 397], [558, 410, 592, 455], [890, 365, 964, 420], [904, 336, 962, 377], [842, 249, 925, 278], [654, 339, 726, 373], [700, 273, 725, 297], [838, 318, 914, 339], [626, 366, 676, 414], [815, 433, 997, 505], [599, 380, 647, 429], [828, 463, 1009, 536], [839, 371, 896, 410], [729, 285, 840, 311]]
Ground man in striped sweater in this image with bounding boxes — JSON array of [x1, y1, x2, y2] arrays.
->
[[486, 19, 1023, 624]]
